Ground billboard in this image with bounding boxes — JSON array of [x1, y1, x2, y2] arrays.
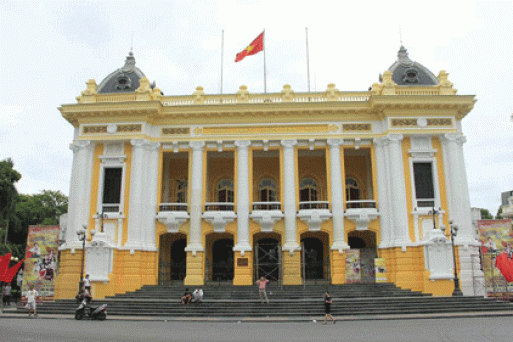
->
[[478, 219, 513, 297], [22, 225, 60, 301]]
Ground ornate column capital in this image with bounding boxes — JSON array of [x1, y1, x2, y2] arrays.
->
[[145, 141, 161, 151], [189, 141, 205, 151], [386, 134, 404, 143], [281, 139, 298, 148], [235, 140, 252, 149], [69, 140, 91, 152], [327, 139, 343, 147], [131, 139, 147, 148]]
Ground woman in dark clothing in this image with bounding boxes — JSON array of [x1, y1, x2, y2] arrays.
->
[[181, 288, 192, 305], [323, 292, 336, 324]]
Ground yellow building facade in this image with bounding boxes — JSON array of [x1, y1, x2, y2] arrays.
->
[[56, 47, 484, 299]]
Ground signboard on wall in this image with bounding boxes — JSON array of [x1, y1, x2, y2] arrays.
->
[[22, 225, 60, 301], [478, 219, 513, 297], [345, 249, 361, 284], [375, 258, 387, 283]]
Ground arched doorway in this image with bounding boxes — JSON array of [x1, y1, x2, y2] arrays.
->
[[212, 239, 234, 281], [158, 233, 187, 285], [301, 238, 324, 280], [254, 233, 281, 283], [205, 233, 234, 283], [348, 231, 377, 283], [300, 231, 330, 284]]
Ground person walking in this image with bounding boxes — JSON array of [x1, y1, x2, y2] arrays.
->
[[83, 274, 91, 292], [256, 276, 270, 304], [323, 292, 336, 324], [3, 284, 12, 306], [26, 285, 39, 317]]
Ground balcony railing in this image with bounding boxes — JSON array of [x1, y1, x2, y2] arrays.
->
[[299, 201, 329, 210], [102, 204, 120, 213], [252, 202, 281, 211], [346, 200, 377, 209], [159, 203, 188, 212], [416, 199, 435, 208], [204, 202, 235, 212]]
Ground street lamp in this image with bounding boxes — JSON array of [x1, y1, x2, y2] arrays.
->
[[442, 221, 463, 296], [96, 212, 108, 233], [76, 225, 95, 291], [428, 206, 442, 230]]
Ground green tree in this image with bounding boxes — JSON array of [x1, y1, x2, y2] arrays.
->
[[480, 209, 494, 220], [496, 207, 503, 220], [0, 158, 22, 249]]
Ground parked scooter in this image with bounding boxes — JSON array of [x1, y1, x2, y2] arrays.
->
[[75, 299, 107, 320]]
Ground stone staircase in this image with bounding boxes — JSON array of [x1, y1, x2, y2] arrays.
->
[[33, 283, 513, 317]]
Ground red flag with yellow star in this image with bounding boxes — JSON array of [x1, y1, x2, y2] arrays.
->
[[235, 31, 264, 62]]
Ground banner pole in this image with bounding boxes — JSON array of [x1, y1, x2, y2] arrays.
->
[[305, 27, 311, 93], [220, 29, 224, 94], [263, 29, 267, 94]]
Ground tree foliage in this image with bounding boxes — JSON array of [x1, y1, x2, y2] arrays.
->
[[480, 209, 494, 220], [0, 158, 67, 260]]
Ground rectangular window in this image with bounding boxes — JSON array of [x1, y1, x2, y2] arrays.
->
[[102, 167, 122, 211], [413, 162, 434, 207]]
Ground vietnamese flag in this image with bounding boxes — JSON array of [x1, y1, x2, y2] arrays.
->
[[235, 31, 264, 62]]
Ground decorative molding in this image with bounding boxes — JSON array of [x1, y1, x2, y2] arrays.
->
[[250, 210, 284, 232], [297, 209, 332, 232], [344, 208, 379, 231], [162, 127, 190, 135], [117, 124, 142, 133], [342, 123, 371, 131], [427, 118, 452, 127], [157, 212, 190, 233], [201, 124, 333, 136], [83, 125, 107, 134], [391, 119, 417, 127]]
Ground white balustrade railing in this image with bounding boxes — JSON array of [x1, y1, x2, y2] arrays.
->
[[345, 200, 377, 209], [204, 202, 235, 212], [159, 203, 188, 212], [252, 202, 281, 211], [299, 201, 329, 210]]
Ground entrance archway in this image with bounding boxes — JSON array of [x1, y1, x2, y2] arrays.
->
[[205, 233, 234, 282], [300, 231, 330, 283], [254, 233, 281, 283], [348, 230, 377, 283], [158, 233, 187, 285]]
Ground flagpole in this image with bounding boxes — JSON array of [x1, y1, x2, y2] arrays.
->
[[220, 29, 224, 94], [263, 29, 267, 94], [305, 27, 311, 93]]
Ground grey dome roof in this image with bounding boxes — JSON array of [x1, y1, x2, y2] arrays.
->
[[97, 51, 147, 94], [388, 46, 438, 86]]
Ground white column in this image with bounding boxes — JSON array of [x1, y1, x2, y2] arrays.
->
[[234, 140, 252, 256], [125, 139, 147, 251], [281, 140, 300, 253], [143, 142, 160, 251], [442, 134, 475, 246], [185, 141, 205, 255], [327, 139, 349, 252], [66, 140, 94, 247], [386, 134, 410, 248], [373, 137, 392, 248]]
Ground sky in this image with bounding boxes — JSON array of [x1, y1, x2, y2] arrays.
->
[[0, 0, 512, 215]]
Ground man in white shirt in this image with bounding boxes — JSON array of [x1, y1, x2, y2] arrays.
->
[[26, 285, 39, 317], [192, 288, 203, 303]]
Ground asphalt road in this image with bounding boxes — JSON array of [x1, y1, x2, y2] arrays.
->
[[1, 317, 513, 342]]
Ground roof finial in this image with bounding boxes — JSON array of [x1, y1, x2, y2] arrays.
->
[[399, 26, 403, 46], [130, 32, 134, 54]]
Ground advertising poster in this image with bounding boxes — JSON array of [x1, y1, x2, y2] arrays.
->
[[22, 225, 60, 301], [374, 258, 387, 283], [345, 249, 360, 284], [478, 219, 513, 297]]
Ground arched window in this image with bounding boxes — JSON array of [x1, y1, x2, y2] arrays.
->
[[345, 177, 360, 201], [299, 178, 318, 202], [258, 179, 277, 202], [217, 179, 234, 203], [176, 179, 187, 203]]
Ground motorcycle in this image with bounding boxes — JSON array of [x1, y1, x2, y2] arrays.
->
[[75, 299, 107, 320]]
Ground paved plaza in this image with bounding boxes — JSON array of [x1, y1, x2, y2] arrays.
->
[[1, 316, 513, 342]]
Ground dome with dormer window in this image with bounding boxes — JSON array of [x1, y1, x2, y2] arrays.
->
[[97, 51, 147, 93], [387, 46, 438, 86]]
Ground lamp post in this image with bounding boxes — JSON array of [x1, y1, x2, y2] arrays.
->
[[428, 206, 441, 230], [442, 221, 463, 296], [76, 225, 95, 291], [96, 212, 108, 233]]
